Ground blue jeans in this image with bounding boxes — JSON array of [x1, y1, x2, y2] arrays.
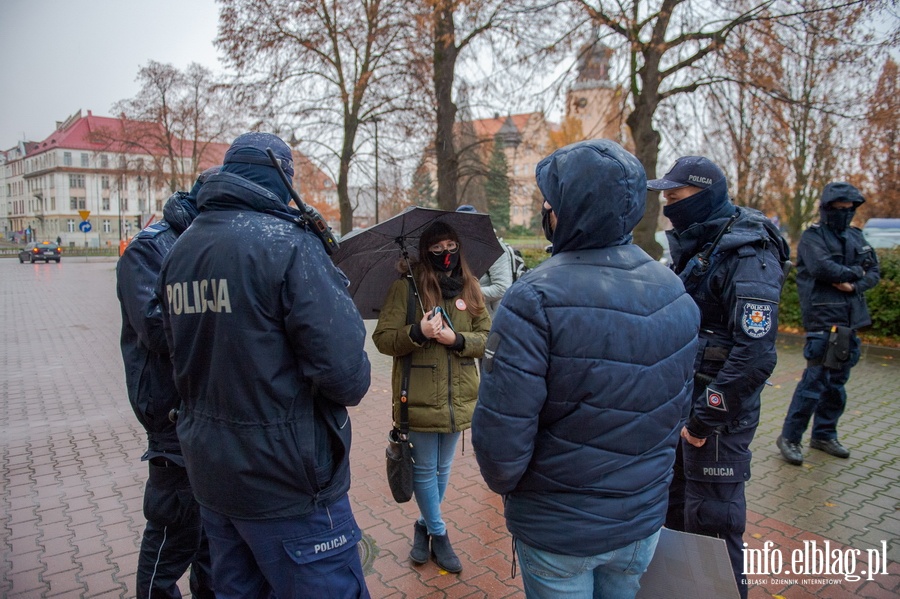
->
[[516, 530, 660, 599], [407, 431, 460, 536], [200, 494, 369, 599]]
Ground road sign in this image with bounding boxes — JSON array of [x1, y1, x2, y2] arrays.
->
[[78, 210, 91, 221], [79, 221, 92, 233]]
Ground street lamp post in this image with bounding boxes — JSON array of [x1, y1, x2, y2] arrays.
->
[[373, 117, 380, 225]]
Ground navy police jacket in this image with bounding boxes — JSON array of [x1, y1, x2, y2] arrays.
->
[[795, 223, 880, 332], [158, 172, 371, 520], [472, 140, 700, 557], [668, 198, 789, 439], [118, 192, 197, 464]]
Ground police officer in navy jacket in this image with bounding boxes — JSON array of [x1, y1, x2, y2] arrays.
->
[[158, 133, 371, 598], [777, 183, 880, 465], [649, 156, 789, 599], [118, 168, 219, 598]]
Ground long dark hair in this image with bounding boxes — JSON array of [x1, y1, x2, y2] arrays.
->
[[414, 221, 484, 315]]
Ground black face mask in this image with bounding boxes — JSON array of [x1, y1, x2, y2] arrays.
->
[[823, 207, 855, 232], [428, 250, 459, 272], [662, 188, 717, 233], [541, 205, 554, 242]]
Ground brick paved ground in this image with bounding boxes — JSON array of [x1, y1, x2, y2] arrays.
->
[[1, 258, 897, 598]]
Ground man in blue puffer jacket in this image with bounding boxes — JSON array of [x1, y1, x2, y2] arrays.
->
[[158, 132, 371, 598], [118, 167, 219, 599], [472, 139, 700, 599]]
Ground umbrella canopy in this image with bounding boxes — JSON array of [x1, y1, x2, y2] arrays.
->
[[332, 206, 504, 319]]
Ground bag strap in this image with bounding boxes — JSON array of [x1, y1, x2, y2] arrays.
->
[[398, 275, 417, 437]]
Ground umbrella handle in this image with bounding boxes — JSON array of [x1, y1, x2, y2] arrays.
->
[[401, 248, 427, 317]]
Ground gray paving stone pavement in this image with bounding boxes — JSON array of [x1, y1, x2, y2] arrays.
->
[[1, 258, 897, 598]]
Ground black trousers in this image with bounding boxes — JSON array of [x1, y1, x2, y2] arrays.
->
[[136, 458, 214, 599], [667, 430, 754, 599]]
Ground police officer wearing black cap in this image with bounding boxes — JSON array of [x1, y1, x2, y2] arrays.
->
[[777, 183, 880, 466], [159, 132, 372, 598], [118, 167, 220, 598], [649, 156, 790, 599]]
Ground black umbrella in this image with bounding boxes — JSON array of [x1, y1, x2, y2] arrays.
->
[[332, 206, 504, 319]]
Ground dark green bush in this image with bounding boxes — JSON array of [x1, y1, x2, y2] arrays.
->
[[863, 247, 900, 338], [779, 247, 899, 338]]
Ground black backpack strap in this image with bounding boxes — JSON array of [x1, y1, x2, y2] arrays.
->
[[399, 275, 417, 436]]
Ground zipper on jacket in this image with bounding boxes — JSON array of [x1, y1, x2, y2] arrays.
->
[[447, 350, 457, 431]]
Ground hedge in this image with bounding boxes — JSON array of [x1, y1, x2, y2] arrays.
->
[[514, 245, 900, 340]]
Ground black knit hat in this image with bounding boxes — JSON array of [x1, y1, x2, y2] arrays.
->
[[419, 221, 459, 256]]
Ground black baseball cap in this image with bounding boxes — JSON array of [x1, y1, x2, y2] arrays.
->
[[647, 156, 724, 191]]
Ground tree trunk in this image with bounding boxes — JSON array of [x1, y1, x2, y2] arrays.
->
[[627, 92, 663, 260], [433, 3, 459, 212], [337, 119, 360, 235]]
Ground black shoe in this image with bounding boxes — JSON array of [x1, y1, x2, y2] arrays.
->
[[409, 521, 430, 564], [777, 435, 803, 465], [430, 532, 462, 573], [810, 438, 850, 459]]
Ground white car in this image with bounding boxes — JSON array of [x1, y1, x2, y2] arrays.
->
[[862, 218, 900, 249]]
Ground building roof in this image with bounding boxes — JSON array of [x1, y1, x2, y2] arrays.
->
[[471, 113, 539, 139]]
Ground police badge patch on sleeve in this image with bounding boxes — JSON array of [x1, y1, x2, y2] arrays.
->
[[741, 302, 772, 338], [706, 387, 728, 412]]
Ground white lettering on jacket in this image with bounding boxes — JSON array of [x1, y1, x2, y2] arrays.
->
[[166, 279, 232, 315], [703, 467, 735, 477]]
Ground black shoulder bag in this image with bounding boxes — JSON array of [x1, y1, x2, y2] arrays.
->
[[385, 277, 417, 503]]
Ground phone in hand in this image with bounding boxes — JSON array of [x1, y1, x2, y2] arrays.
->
[[429, 306, 455, 332]]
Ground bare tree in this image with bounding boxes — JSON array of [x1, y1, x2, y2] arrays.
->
[[567, 0, 878, 257], [94, 61, 230, 193], [409, 0, 562, 211], [217, 0, 413, 234], [858, 58, 900, 220]]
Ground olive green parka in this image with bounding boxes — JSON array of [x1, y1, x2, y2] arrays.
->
[[372, 277, 490, 433]]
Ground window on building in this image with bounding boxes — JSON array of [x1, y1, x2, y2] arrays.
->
[[101, 176, 110, 189], [102, 198, 110, 210], [67, 219, 75, 232], [51, 197, 56, 210], [69, 174, 86, 188], [155, 199, 163, 212], [64, 152, 72, 166], [122, 198, 129, 211], [81, 153, 89, 167], [70, 198, 78, 210], [78, 198, 86, 210], [103, 220, 111, 233], [118, 155, 127, 168], [100, 154, 109, 168]]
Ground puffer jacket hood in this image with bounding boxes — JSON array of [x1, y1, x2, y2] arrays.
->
[[535, 139, 645, 255]]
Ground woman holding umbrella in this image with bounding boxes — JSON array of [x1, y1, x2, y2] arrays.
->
[[372, 221, 491, 573]]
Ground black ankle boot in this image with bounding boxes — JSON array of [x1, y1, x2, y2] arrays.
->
[[430, 532, 462, 572], [409, 521, 429, 564]]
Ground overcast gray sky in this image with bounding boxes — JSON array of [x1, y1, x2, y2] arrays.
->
[[0, 0, 222, 148]]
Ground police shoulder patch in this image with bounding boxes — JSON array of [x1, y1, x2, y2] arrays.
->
[[741, 302, 772, 339], [706, 387, 728, 412]]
